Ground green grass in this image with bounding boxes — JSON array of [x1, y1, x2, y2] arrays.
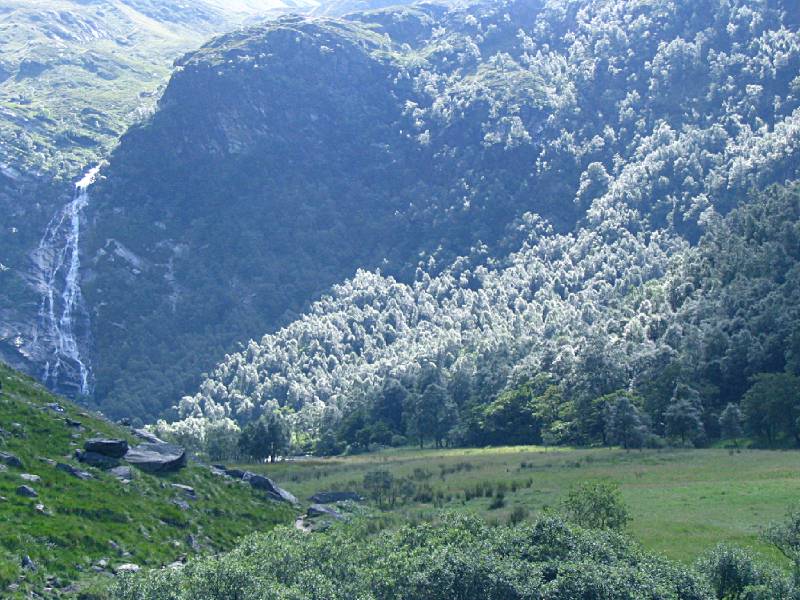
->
[[244, 444, 800, 566], [0, 364, 295, 598]]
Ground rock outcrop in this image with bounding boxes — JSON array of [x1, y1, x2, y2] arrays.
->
[[310, 491, 362, 504], [124, 443, 186, 473], [242, 472, 298, 505], [57, 463, 93, 480], [84, 438, 129, 458]]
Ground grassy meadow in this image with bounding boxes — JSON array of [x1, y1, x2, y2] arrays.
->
[[246, 445, 800, 565]]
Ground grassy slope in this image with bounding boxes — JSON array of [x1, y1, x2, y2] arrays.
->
[[0, 363, 295, 598], [245, 445, 800, 565]]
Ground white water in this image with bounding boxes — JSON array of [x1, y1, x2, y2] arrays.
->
[[33, 167, 99, 395]]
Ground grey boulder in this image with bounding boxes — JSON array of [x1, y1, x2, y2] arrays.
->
[[307, 504, 344, 519], [0, 451, 23, 469], [16, 485, 38, 498], [76, 450, 120, 470], [110, 466, 134, 481], [242, 472, 297, 504], [309, 491, 363, 504], [56, 463, 93, 480], [85, 439, 129, 458], [133, 428, 164, 444], [125, 443, 186, 473]]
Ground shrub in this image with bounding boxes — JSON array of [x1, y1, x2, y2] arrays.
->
[[562, 481, 630, 531]]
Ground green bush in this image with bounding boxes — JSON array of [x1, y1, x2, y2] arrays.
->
[[113, 514, 716, 599]]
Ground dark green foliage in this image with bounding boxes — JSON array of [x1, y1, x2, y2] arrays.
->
[[762, 504, 800, 581], [238, 413, 290, 463], [718, 404, 744, 441], [695, 544, 798, 600], [112, 514, 715, 599], [742, 373, 800, 446], [562, 481, 631, 531], [665, 385, 706, 446], [603, 393, 649, 450]]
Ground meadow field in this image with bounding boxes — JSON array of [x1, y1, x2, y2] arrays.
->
[[245, 445, 800, 565]]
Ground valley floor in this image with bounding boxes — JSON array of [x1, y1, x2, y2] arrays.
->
[[246, 445, 800, 565]]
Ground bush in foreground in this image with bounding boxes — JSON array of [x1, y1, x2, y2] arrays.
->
[[113, 514, 718, 599]]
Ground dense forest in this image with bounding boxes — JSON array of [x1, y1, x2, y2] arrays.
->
[[145, 0, 800, 455], [81, 0, 799, 422]]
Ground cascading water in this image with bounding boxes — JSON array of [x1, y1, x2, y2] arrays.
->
[[32, 167, 99, 396]]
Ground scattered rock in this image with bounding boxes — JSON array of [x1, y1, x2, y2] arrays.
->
[[172, 498, 190, 511], [167, 560, 185, 570], [242, 472, 298, 504], [76, 449, 120, 469], [117, 418, 132, 427], [307, 504, 344, 519], [57, 463, 93, 480], [209, 465, 228, 477], [309, 491, 363, 504], [115, 563, 140, 574], [21, 555, 36, 571], [38, 456, 57, 466], [225, 468, 247, 479], [171, 484, 196, 498], [65, 418, 83, 428], [34, 503, 49, 515], [0, 464, 6, 473], [0, 451, 23, 469], [187, 534, 201, 552], [110, 466, 134, 481], [16, 485, 37, 498], [20, 473, 41, 483], [85, 438, 129, 458], [97, 558, 109, 568], [133, 428, 164, 444], [125, 443, 186, 473], [45, 402, 65, 413]]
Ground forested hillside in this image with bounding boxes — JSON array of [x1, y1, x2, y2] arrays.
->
[[84, 0, 800, 421], [117, 0, 800, 450]]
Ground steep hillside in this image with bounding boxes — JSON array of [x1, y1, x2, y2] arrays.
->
[[0, 362, 295, 598], [83, 0, 800, 422], [0, 0, 426, 405]]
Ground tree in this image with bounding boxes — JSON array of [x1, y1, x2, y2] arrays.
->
[[603, 394, 648, 450], [742, 373, 800, 446], [204, 418, 241, 461], [238, 412, 289, 463], [363, 469, 394, 508], [562, 481, 630, 531], [718, 403, 744, 441], [371, 378, 407, 434], [664, 385, 704, 445], [481, 383, 538, 446], [762, 504, 800, 582]]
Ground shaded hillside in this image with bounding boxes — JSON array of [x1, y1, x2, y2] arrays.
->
[[0, 0, 428, 405]]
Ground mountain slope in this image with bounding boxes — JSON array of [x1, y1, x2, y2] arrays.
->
[[0, 362, 294, 598], [82, 0, 800, 422], [0, 0, 429, 405]]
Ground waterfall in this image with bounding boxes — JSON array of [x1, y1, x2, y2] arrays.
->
[[32, 167, 99, 396]]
